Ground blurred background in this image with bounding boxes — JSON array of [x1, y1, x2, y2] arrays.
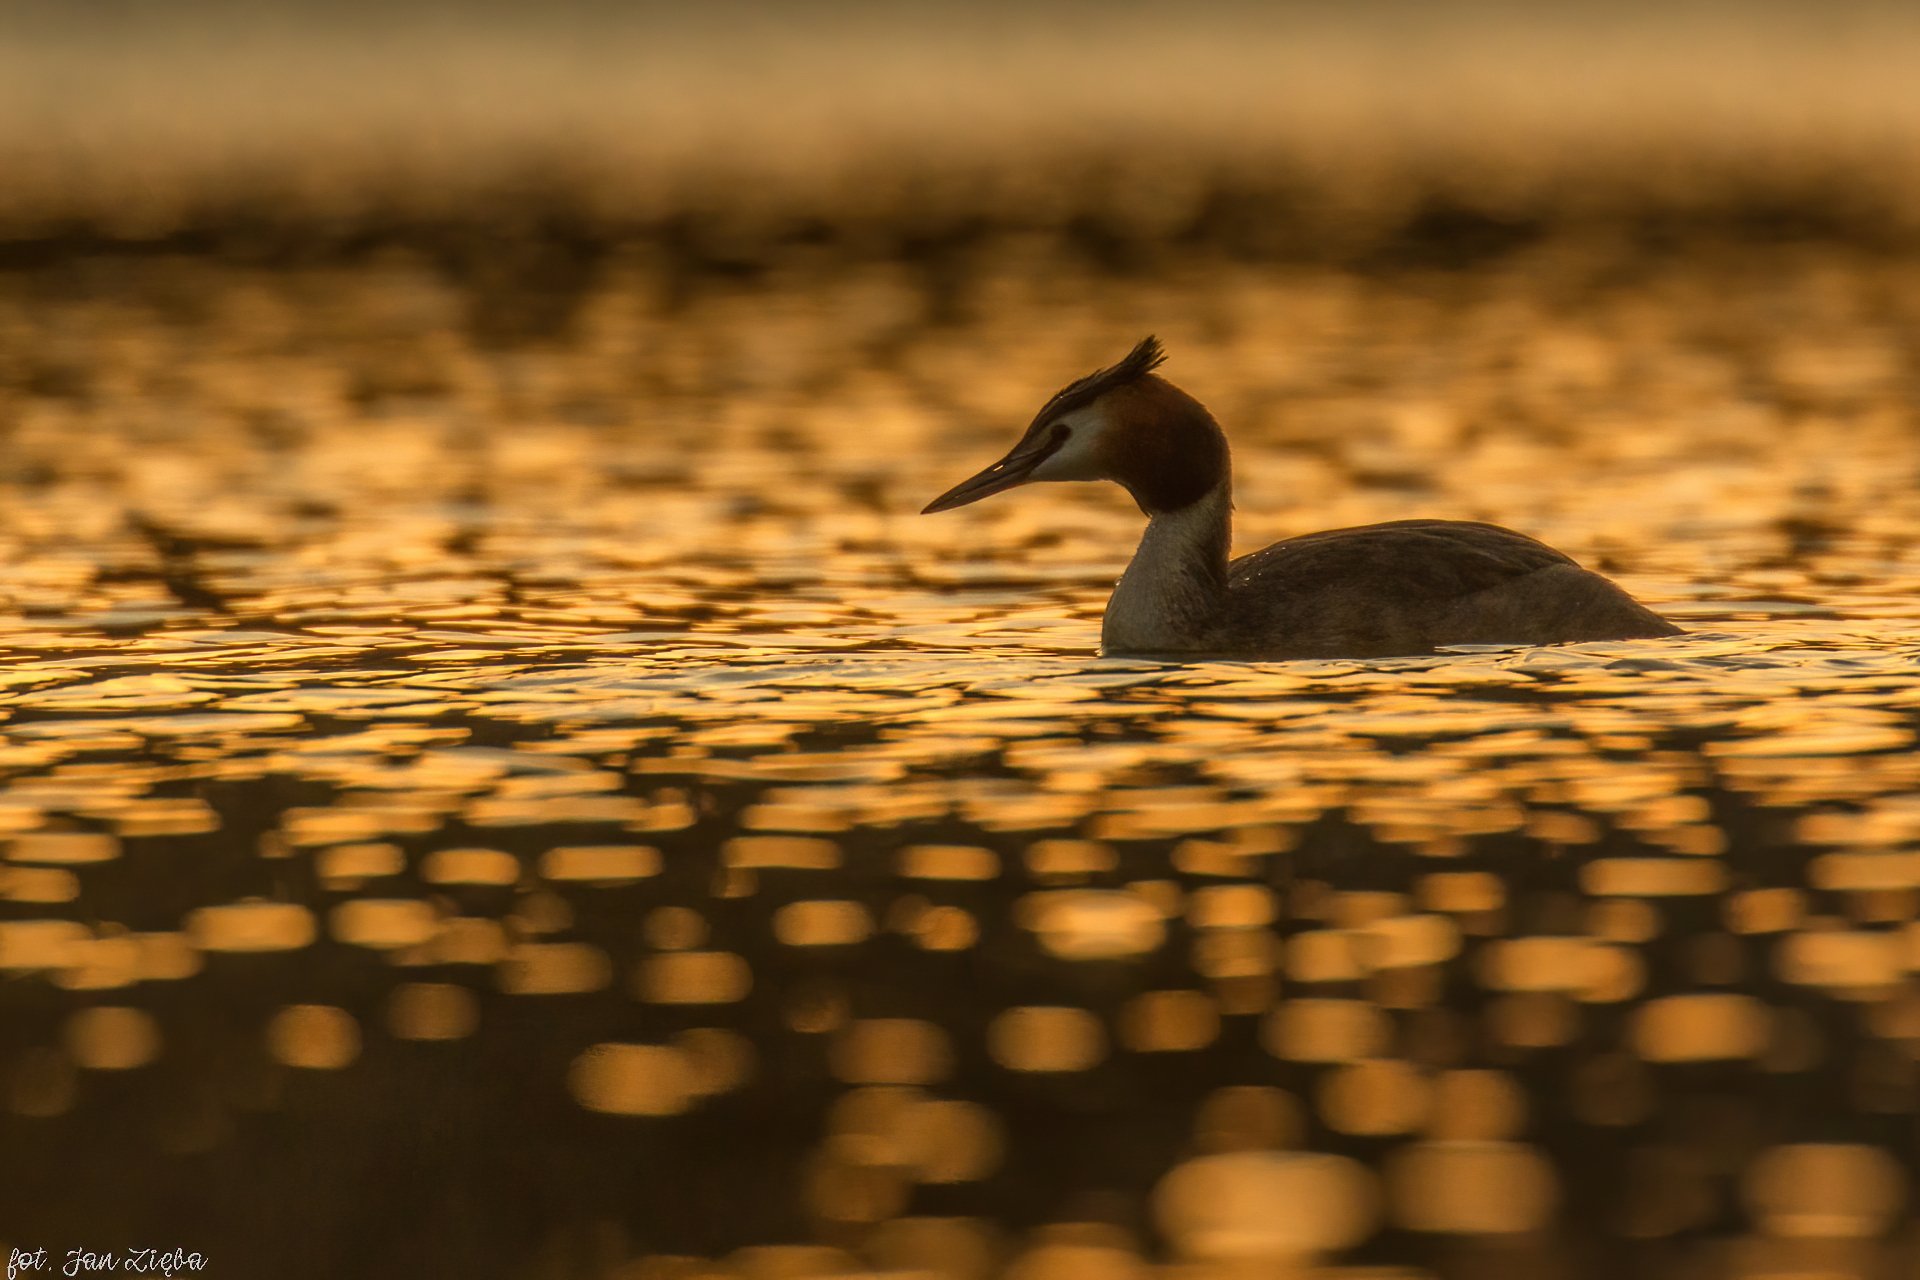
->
[[4, 2, 1920, 1278], [8, 0, 1920, 248]]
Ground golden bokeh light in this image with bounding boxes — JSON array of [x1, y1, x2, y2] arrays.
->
[[1319, 1059, 1430, 1136], [6, 832, 120, 865], [1026, 890, 1166, 962], [1025, 839, 1119, 882], [387, 982, 480, 1041], [501, 942, 616, 995], [1262, 1000, 1391, 1064], [539, 844, 662, 884], [1743, 1144, 1908, 1238], [1154, 1151, 1378, 1260], [898, 844, 1000, 882], [1632, 993, 1770, 1062], [675, 1028, 755, 1098], [830, 1019, 952, 1086], [1119, 990, 1219, 1053], [420, 847, 520, 887], [1003, 1241, 1151, 1280], [570, 1043, 695, 1117], [266, 1004, 361, 1070], [723, 837, 841, 871], [634, 951, 749, 1005], [643, 907, 710, 952], [186, 902, 317, 953], [1187, 885, 1277, 931], [64, 1006, 161, 1071], [1425, 1070, 1526, 1141], [867, 1217, 999, 1280], [1387, 1141, 1559, 1235], [317, 842, 407, 886], [987, 1007, 1106, 1074], [331, 898, 439, 950], [773, 899, 874, 948]]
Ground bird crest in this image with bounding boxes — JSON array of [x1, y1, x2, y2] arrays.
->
[[1029, 335, 1167, 428]]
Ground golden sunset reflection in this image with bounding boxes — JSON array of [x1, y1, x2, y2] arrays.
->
[[3, 2, 1920, 1272]]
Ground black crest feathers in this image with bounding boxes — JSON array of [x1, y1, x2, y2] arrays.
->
[[1030, 335, 1168, 427]]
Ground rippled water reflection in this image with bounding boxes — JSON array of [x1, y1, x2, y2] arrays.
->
[[3, 241, 1920, 1277]]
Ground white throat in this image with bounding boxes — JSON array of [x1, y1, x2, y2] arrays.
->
[[1027, 404, 1113, 483], [1100, 483, 1232, 654]]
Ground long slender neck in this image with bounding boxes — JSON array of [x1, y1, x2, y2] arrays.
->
[[1100, 480, 1233, 654]]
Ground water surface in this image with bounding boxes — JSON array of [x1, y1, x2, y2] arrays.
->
[[3, 239, 1919, 1277]]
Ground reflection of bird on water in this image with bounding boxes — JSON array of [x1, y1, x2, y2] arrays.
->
[[924, 337, 1680, 658]]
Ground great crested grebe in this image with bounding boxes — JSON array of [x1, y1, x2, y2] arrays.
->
[[923, 337, 1681, 658]]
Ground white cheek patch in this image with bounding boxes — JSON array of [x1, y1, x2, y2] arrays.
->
[[1027, 406, 1110, 483]]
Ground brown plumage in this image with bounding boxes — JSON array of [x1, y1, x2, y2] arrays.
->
[[923, 337, 1682, 658], [1217, 520, 1676, 658]]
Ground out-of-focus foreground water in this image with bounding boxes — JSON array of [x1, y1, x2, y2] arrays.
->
[[5, 4, 1920, 1278]]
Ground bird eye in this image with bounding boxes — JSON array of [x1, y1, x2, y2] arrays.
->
[[1052, 423, 1071, 441]]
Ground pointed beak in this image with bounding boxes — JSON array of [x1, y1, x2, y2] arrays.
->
[[921, 433, 1061, 514]]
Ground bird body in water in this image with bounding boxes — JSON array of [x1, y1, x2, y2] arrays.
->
[[922, 337, 1680, 658]]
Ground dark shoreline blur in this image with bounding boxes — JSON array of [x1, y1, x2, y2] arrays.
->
[[6, 0, 1920, 263]]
